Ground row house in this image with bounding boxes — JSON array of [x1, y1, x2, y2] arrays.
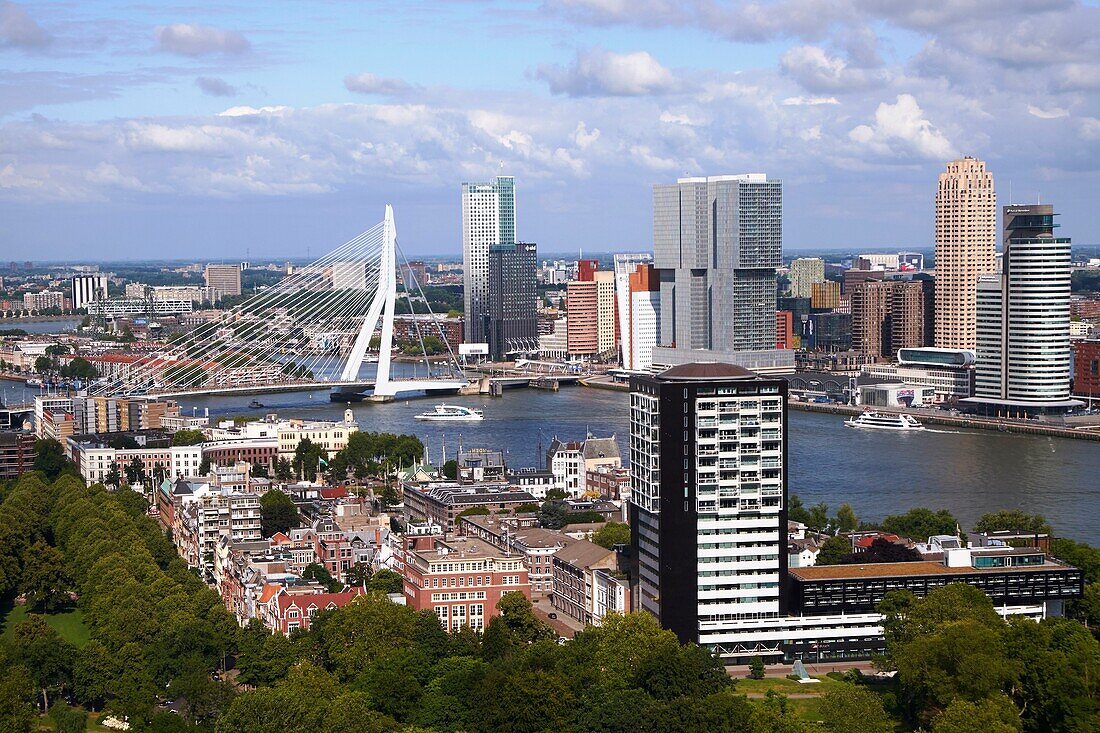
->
[[399, 534, 530, 631], [261, 585, 363, 635], [171, 481, 262, 571], [459, 513, 575, 597], [551, 539, 629, 626], [546, 435, 621, 497]]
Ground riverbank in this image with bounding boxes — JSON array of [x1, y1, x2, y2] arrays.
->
[[791, 399, 1100, 441]]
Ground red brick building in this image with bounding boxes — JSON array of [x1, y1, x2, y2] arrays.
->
[[399, 535, 530, 631], [261, 585, 363, 634], [1074, 339, 1100, 398], [776, 310, 795, 349]]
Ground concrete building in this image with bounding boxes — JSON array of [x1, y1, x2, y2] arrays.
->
[[71, 274, 108, 310], [615, 257, 661, 371], [651, 175, 791, 373], [565, 280, 599, 358], [594, 271, 617, 357], [204, 264, 242, 297], [551, 539, 627, 625], [776, 311, 796, 350], [934, 157, 996, 350], [547, 435, 621, 497], [402, 482, 537, 533], [850, 279, 933, 359], [789, 258, 825, 299], [965, 204, 1080, 416], [23, 291, 64, 312], [462, 176, 516, 347], [486, 242, 538, 360], [861, 347, 975, 403]]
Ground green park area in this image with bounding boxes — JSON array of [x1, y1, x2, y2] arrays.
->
[[1, 598, 91, 648]]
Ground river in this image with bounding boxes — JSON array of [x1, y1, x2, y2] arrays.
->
[[6, 377, 1098, 544]]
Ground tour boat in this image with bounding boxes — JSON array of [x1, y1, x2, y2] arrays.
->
[[845, 411, 925, 431], [414, 404, 484, 422]]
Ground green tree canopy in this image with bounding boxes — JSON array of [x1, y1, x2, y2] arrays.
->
[[973, 510, 1051, 535], [592, 521, 630, 549], [259, 489, 299, 538], [881, 507, 959, 541], [815, 536, 852, 566], [171, 429, 206, 447]]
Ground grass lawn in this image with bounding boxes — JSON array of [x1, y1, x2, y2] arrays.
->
[[0, 596, 91, 647], [734, 674, 847, 696]]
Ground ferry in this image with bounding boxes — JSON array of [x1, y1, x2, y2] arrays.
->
[[414, 404, 484, 422], [845, 411, 925, 431]]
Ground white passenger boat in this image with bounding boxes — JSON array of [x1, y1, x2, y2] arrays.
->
[[414, 404, 484, 422], [844, 411, 925, 431]]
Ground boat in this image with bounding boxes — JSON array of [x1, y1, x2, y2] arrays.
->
[[414, 404, 484, 422], [845, 412, 925, 431], [248, 400, 265, 409]]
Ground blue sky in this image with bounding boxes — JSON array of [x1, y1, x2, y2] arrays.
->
[[1, 0, 1098, 260]]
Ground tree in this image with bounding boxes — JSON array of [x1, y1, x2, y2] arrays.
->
[[788, 494, 812, 526], [815, 536, 851, 566], [365, 569, 403, 594], [0, 664, 35, 733], [593, 521, 630, 549], [442, 459, 458, 479], [881, 507, 958, 541], [842, 537, 922, 565], [817, 686, 894, 733], [497, 591, 554, 643], [930, 695, 1022, 733], [538, 501, 569, 529], [32, 439, 69, 480], [303, 563, 343, 593], [20, 540, 70, 612], [10, 616, 75, 712], [34, 355, 55, 375], [260, 489, 299, 537], [198, 456, 212, 476], [60, 357, 98, 381], [292, 438, 326, 481], [73, 641, 115, 711], [171, 429, 206, 447], [974, 510, 1051, 536], [834, 503, 858, 533], [748, 656, 765, 680], [103, 464, 122, 487], [275, 457, 293, 482], [48, 703, 88, 733], [124, 456, 146, 486]]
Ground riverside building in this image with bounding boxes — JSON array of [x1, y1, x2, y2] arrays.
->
[[628, 362, 1081, 663], [462, 176, 516, 347]]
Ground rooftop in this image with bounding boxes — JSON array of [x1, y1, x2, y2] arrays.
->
[[789, 558, 1069, 581], [658, 362, 758, 381]]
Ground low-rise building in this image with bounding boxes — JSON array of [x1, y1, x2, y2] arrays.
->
[[0, 431, 35, 480], [459, 514, 574, 596], [546, 435, 621, 497], [399, 534, 530, 631], [551, 539, 628, 626], [860, 347, 975, 403], [402, 482, 537, 533]]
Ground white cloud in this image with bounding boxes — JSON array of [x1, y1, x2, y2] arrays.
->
[[782, 96, 839, 106], [0, 1, 50, 48], [572, 121, 601, 148], [536, 47, 676, 96], [155, 23, 250, 57], [849, 94, 958, 159], [780, 45, 886, 92], [799, 125, 823, 140], [1028, 104, 1069, 119], [344, 72, 413, 95]]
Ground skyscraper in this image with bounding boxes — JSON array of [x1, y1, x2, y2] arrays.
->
[[462, 176, 515, 346], [934, 157, 996, 349], [652, 174, 789, 372], [965, 204, 1081, 416], [204, 264, 242, 297], [71, 274, 108, 310], [629, 362, 788, 652], [614, 254, 660, 371], [850, 279, 933, 359], [788, 258, 825, 298], [485, 242, 538, 361]]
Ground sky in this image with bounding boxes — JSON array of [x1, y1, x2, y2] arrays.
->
[[1, 1, 1098, 261]]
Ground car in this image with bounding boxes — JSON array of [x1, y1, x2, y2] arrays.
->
[[547, 612, 557, 619]]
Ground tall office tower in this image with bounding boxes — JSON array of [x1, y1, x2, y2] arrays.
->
[[614, 254, 656, 370], [788, 258, 825, 298], [486, 242, 538, 361], [594, 271, 617, 356], [967, 204, 1079, 415], [462, 176, 516, 346], [629, 362, 787, 654], [331, 261, 367, 290], [204, 264, 242, 297], [565, 280, 599, 357], [615, 256, 661, 371], [851, 281, 891, 358], [934, 157, 996, 349], [810, 280, 840, 310], [71, 274, 108, 310], [653, 174, 783, 360]]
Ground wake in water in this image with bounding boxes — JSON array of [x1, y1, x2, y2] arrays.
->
[[923, 427, 983, 436]]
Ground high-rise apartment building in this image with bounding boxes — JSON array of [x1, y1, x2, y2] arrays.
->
[[630, 362, 788, 653], [851, 281, 891, 358], [565, 280, 599, 357], [965, 204, 1080, 415], [71, 274, 108, 310], [652, 175, 790, 372], [851, 280, 934, 359], [934, 157, 996, 349], [594, 271, 616, 356], [486, 242, 538, 360], [462, 176, 515, 346], [615, 256, 661, 371], [788, 258, 825, 298], [204, 264, 242, 297]]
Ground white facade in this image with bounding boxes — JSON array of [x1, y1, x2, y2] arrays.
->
[[629, 290, 661, 372], [461, 176, 515, 345], [613, 253, 653, 370], [71, 274, 108, 310]]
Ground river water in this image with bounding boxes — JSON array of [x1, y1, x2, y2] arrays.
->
[[6, 376, 1098, 544]]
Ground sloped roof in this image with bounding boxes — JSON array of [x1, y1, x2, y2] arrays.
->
[[658, 362, 757, 381], [582, 437, 619, 460], [553, 539, 614, 569]]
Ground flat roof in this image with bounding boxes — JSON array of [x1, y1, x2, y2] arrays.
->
[[789, 559, 1069, 581]]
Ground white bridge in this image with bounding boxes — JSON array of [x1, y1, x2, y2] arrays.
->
[[92, 206, 470, 400]]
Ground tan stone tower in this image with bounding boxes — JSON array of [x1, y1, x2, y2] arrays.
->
[[934, 157, 996, 349]]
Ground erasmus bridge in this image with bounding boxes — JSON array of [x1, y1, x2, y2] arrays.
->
[[91, 206, 472, 401]]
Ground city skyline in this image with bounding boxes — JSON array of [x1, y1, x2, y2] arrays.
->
[[1, 1, 1098, 259]]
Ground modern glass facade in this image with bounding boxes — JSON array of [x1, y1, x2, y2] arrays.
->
[[462, 176, 516, 347]]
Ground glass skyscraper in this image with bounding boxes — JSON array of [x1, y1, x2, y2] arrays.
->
[[462, 176, 515, 346]]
